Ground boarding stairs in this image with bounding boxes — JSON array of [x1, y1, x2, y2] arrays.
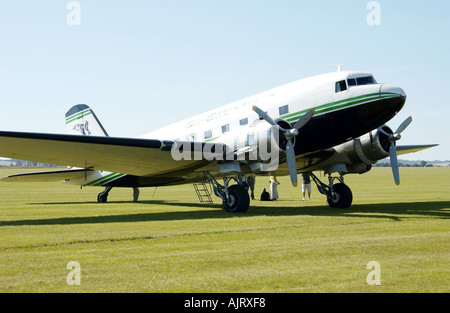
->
[[193, 181, 213, 204]]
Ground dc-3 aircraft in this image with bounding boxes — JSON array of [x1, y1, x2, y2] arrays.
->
[[0, 70, 437, 212]]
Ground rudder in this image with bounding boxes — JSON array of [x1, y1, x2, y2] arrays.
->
[[65, 104, 109, 136]]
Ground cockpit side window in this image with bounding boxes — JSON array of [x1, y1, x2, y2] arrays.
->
[[335, 80, 347, 92]]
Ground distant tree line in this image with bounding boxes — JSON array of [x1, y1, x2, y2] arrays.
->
[[0, 159, 63, 168], [374, 160, 433, 167]]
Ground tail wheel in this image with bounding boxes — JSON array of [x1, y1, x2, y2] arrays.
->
[[97, 192, 108, 203], [327, 183, 353, 209], [222, 184, 250, 213]]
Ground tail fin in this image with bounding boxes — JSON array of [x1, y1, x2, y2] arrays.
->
[[65, 104, 109, 137]]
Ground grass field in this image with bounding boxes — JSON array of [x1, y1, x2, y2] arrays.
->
[[0, 167, 448, 293]]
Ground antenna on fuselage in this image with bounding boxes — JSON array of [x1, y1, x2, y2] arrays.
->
[[326, 63, 343, 72]]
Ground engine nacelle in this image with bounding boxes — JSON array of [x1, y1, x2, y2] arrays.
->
[[242, 119, 285, 160], [221, 118, 289, 172], [332, 125, 393, 174]]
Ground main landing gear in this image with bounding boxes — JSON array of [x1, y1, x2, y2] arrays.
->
[[309, 173, 353, 209], [205, 172, 250, 213]]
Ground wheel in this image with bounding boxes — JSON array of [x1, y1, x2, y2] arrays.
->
[[97, 192, 108, 203], [327, 183, 353, 209], [222, 184, 250, 213]]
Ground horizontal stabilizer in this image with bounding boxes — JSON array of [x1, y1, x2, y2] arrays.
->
[[1, 169, 93, 183]]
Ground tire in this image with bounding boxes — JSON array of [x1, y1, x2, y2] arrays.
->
[[327, 183, 353, 209], [222, 184, 250, 213], [97, 192, 108, 203]]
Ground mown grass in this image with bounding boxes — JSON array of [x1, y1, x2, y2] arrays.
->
[[0, 167, 448, 292]]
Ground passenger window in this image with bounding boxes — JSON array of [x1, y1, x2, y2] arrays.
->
[[279, 105, 289, 115], [335, 80, 347, 92], [204, 130, 212, 140], [240, 118, 248, 126], [221, 124, 230, 133]]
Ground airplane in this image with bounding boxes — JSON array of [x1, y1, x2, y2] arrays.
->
[[0, 70, 438, 212]]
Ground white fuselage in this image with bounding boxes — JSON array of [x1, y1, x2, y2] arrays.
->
[[141, 71, 404, 153]]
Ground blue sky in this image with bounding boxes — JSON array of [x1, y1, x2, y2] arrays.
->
[[0, 0, 449, 160]]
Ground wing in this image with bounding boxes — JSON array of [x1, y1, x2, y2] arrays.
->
[[396, 144, 439, 155], [0, 131, 214, 177]]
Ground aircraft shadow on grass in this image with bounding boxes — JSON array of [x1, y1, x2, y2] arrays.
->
[[0, 200, 449, 227]]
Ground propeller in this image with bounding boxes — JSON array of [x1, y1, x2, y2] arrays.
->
[[379, 116, 412, 185], [252, 106, 314, 186]]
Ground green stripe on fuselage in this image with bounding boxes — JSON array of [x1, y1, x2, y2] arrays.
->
[[282, 92, 401, 123], [85, 172, 126, 186]]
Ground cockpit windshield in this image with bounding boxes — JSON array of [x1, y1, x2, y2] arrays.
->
[[347, 76, 377, 87], [335, 75, 378, 93]]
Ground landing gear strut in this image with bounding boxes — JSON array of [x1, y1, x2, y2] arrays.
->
[[309, 173, 353, 209], [205, 172, 250, 213]]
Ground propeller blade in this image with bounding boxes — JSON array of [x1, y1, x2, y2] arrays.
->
[[252, 104, 303, 186], [395, 116, 412, 135], [293, 109, 315, 130], [252, 105, 278, 127], [286, 140, 298, 187], [378, 127, 390, 137], [389, 143, 400, 185]]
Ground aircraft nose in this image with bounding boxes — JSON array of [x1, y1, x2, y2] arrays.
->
[[380, 84, 406, 98], [380, 84, 407, 112]]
